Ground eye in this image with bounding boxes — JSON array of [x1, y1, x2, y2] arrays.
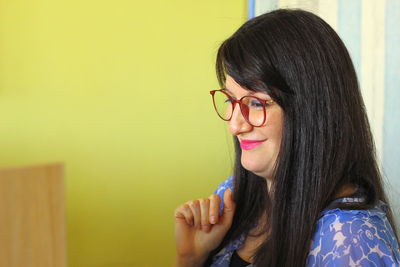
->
[[247, 98, 263, 108], [251, 100, 263, 107], [224, 98, 234, 104]]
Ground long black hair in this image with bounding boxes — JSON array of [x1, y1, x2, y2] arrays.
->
[[205, 9, 398, 266]]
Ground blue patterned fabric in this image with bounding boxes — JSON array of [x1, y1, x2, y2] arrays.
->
[[211, 177, 400, 267]]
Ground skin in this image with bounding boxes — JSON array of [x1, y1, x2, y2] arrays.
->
[[174, 76, 282, 266], [222, 75, 283, 262], [174, 189, 235, 267], [174, 75, 356, 265], [224, 75, 284, 184]]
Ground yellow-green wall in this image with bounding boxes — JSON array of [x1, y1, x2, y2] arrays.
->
[[0, 0, 246, 266]]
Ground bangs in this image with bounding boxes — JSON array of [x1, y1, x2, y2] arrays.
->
[[216, 35, 266, 93], [215, 28, 291, 100]]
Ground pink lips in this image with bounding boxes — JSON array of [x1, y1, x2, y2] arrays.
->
[[240, 139, 267, 150]]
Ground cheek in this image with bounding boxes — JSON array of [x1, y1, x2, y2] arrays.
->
[[240, 141, 279, 174]]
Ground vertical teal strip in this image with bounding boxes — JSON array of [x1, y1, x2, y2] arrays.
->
[[337, 0, 362, 77], [384, 0, 400, 230]]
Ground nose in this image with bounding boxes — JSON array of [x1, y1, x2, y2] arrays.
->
[[228, 104, 253, 136]]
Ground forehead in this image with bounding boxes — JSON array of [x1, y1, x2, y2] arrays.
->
[[225, 75, 243, 90], [225, 75, 253, 96]]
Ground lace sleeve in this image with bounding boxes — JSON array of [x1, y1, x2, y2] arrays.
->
[[214, 176, 234, 216]]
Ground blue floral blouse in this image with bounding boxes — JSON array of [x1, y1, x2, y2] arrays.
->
[[211, 177, 400, 267]]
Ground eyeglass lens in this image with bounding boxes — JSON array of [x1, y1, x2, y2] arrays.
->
[[212, 90, 266, 126]]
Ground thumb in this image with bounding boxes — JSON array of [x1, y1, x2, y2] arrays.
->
[[220, 189, 236, 225]]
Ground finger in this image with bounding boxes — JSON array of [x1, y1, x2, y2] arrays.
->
[[174, 204, 194, 226], [199, 198, 211, 232], [221, 189, 236, 226], [208, 194, 220, 225], [188, 200, 201, 229]]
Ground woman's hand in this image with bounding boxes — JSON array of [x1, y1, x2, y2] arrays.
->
[[174, 189, 236, 267]]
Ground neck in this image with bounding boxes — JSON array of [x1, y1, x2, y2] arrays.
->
[[266, 178, 272, 192]]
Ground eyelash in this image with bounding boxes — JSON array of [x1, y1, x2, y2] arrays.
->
[[225, 97, 274, 107]]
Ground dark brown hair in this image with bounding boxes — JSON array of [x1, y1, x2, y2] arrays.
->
[[205, 8, 398, 266]]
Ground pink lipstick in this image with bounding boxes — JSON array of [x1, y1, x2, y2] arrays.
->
[[240, 139, 266, 150]]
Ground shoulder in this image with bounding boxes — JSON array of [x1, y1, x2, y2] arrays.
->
[[214, 176, 234, 216], [214, 176, 234, 195], [307, 203, 400, 266]]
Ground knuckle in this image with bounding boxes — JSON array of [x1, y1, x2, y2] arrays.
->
[[174, 205, 188, 218], [188, 200, 197, 207], [210, 194, 219, 202], [174, 205, 184, 213], [173, 209, 180, 217], [199, 198, 209, 206]]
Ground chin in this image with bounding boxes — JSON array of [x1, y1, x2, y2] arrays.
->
[[241, 157, 264, 176], [240, 155, 274, 179]]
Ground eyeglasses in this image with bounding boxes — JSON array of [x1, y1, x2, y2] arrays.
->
[[210, 89, 275, 127]]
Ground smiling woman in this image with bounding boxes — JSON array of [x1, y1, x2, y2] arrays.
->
[[174, 8, 400, 267], [221, 76, 283, 182]]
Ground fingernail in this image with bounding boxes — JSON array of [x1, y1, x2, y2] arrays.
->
[[210, 216, 217, 224]]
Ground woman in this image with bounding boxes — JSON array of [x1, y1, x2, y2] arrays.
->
[[174, 9, 400, 267]]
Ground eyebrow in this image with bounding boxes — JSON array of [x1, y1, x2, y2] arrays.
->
[[223, 87, 269, 97], [223, 88, 256, 95]]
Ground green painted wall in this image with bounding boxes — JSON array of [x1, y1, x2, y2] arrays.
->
[[0, 0, 246, 266]]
